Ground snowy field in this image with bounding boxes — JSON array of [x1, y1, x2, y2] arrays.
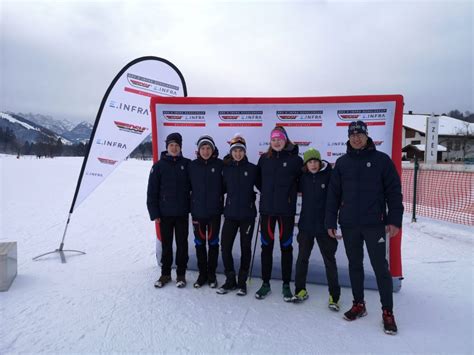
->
[[1, 156, 473, 354]]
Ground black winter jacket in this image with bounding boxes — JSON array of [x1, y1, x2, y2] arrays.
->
[[298, 161, 332, 235], [257, 143, 303, 216], [146, 152, 191, 220], [188, 150, 224, 219], [222, 155, 258, 220], [325, 138, 404, 229]]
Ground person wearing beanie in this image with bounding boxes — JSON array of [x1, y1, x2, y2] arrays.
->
[[326, 120, 404, 335], [254, 125, 303, 301], [293, 148, 341, 311], [188, 134, 224, 289], [147, 132, 191, 288], [217, 134, 258, 296]]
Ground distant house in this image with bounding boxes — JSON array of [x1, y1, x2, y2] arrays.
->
[[402, 112, 474, 162]]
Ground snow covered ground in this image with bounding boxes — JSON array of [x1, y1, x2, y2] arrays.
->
[[1, 156, 473, 354]]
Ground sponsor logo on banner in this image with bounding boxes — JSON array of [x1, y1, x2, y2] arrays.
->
[[96, 139, 128, 149], [124, 73, 179, 98], [97, 157, 118, 165], [293, 141, 311, 146], [114, 121, 148, 135], [276, 110, 323, 127], [109, 100, 149, 116], [162, 111, 206, 127], [336, 109, 387, 126], [326, 151, 345, 157], [85, 171, 104, 178], [218, 111, 263, 127], [327, 141, 347, 147]]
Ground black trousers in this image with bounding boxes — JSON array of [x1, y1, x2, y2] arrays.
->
[[192, 216, 221, 278], [342, 225, 393, 311], [294, 231, 341, 300], [221, 218, 255, 287], [260, 215, 295, 284], [159, 216, 189, 276]]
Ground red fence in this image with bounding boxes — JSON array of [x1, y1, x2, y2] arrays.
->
[[402, 166, 474, 226]]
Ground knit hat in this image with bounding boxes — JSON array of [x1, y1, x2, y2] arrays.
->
[[271, 126, 288, 141], [348, 120, 368, 137], [165, 132, 182, 148], [197, 135, 216, 151], [303, 148, 321, 164], [229, 133, 246, 152]]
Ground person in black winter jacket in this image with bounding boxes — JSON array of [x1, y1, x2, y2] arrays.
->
[[293, 148, 341, 310], [188, 135, 224, 289], [325, 120, 404, 335], [255, 126, 303, 301], [216, 134, 258, 296], [147, 132, 190, 288]]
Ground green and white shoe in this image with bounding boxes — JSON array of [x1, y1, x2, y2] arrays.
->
[[282, 283, 294, 302], [328, 295, 340, 312], [293, 289, 309, 303], [255, 282, 271, 299]]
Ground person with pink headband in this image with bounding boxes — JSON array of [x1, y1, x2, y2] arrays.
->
[[254, 126, 303, 301]]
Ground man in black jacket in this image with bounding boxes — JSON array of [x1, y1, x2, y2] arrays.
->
[[325, 120, 404, 335], [147, 132, 191, 288]]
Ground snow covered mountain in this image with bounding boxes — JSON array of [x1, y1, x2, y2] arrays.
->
[[0, 112, 93, 145], [15, 112, 76, 135], [0, 112, 72, 145], [61, 121, 93, 143]]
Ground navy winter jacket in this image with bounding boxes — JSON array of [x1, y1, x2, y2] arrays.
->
[[188, 150, 224, 219], [298, 161, 332, 235], [257, 143, 304, 217], [146, 151, 191, 220], [222, 155, 258, 220], [325, 138, 404, 229]]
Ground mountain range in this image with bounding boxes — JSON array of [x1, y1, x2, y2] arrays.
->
[[0, 112, 93, 145]]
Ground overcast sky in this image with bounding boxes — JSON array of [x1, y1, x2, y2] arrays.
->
[[1, 0, 472, 123]]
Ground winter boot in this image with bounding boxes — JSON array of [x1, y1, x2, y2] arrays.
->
[[193, 273, 208, 288], [282, 283, 294, 302], [292, 289, 309, 303], [255, 282, 271, 299], [382, 310, 398, 335], [328, 295, 340, 312], [344, 301, 367, 321], [154, 275, 171, 288], [176, 275, 186, 288]]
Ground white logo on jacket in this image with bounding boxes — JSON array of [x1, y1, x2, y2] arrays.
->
[[367, 162, 372, 168], [283, 162, 287, 167]]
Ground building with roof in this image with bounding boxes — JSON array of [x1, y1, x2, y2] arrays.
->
[[402, 112, 474, 162]]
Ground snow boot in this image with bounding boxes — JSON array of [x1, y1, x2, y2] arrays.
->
[[344, 301, 367, 321], [154, 275, 171, 288]]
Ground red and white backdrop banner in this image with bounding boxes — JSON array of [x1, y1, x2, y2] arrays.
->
[[70, 57, 187, 213], [150, 95, 404, 278]]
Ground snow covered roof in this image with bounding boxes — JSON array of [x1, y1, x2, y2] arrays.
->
[[403, 114, 473, 136], [403, 144, 447, 152]]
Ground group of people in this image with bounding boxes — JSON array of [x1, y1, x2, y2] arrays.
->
[[146, 121, 403, 335]]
